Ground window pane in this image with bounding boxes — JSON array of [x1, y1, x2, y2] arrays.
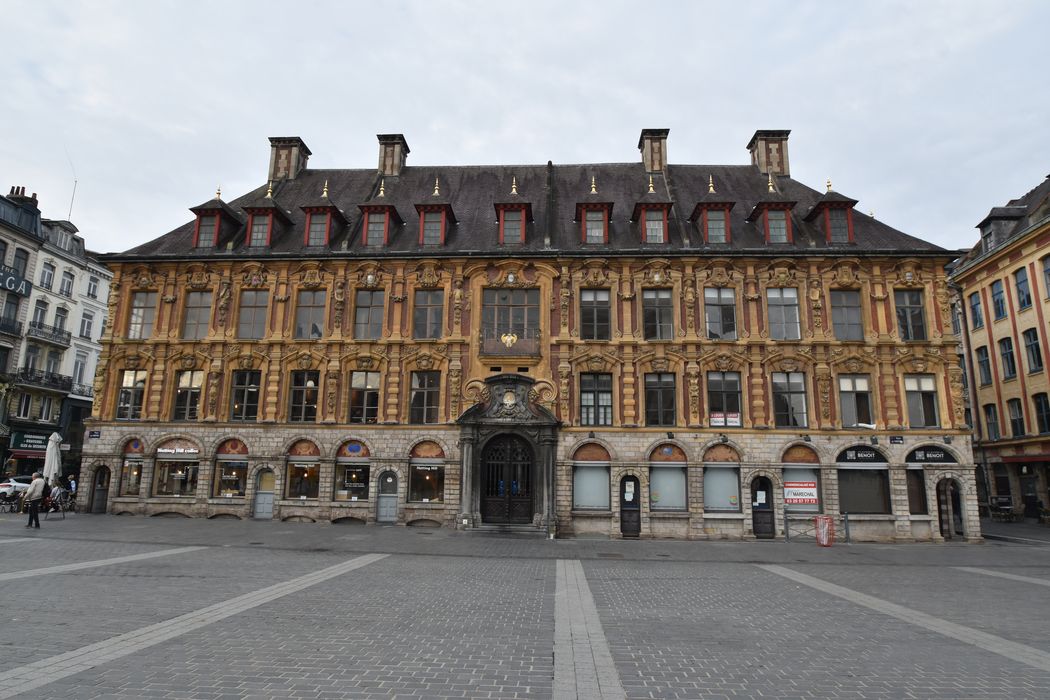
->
[[704, 467, 740, 511], [706, 209, 726, 243], [409, 463, 444, 502], [838, 469, 890, 514], [650, 466, 686, 510], [573, 464, 610, 509]]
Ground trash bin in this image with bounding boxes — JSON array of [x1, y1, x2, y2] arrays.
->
[[814, 515, 834, 547]]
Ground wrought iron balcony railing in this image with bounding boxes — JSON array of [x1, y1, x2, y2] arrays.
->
[[70, 382, 94, 398], [479, 326, 542, 356], [0, 317, 21, 337], [25, 321, 72, 347], [14, 367, 73, 393]]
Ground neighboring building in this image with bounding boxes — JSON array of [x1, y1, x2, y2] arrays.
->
[[0, 186, 111, 479], [951, 174, 1050, 520], [80, 129, 976, 541]]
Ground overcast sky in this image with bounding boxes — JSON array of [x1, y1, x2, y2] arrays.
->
[[1, 0, 1047, 254]]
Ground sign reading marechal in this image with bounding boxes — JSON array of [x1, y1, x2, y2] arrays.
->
[[784, 481, 819, 505], [0, 266, 31, 297]]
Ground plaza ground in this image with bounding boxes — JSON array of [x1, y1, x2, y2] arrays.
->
[[0, 514, 1049, 699]]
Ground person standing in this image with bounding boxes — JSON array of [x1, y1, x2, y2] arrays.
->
[[67, 475, 77, 495], [25, 472, 44, 529]]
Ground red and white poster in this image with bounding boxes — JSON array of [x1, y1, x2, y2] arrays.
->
[[784, 481, 818, 505]]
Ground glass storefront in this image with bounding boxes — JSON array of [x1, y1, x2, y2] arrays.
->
[[154, 461, 199, 497], [121, 459, 142, 496], [409, 461, 443, 502], [286, 462, 319, 499], [214, 459, 248, 498], [334, 462, 369, 502]]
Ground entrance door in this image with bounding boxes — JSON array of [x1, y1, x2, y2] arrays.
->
[[751, 476, 774, 539], [481, 435, 534, 524], [253, 469, 274, 520], [938, 479, 964, 538], [377, 471, 398, 523], [1021, 473, 1040, 518], [92, 467, 110, 514], [620, 475, 641, 537]]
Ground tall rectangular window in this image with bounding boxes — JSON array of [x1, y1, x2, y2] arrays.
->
[[12, 249, 28, 276], [39, 263, 54, 290], [1023, 328, 1043, 372], [643, 288, 674, 340], [969, 292, 983, 328], [366, 211, 387, 246], [87, 276, 99, 299], [116, 370, 147, 420], [410, 371, 440, 424], [894, 290, 926, 341], [38, 396, 53, 421], [79, 311, 94, 339], [983, 403, 1000, 440], [707, 371, 741, 427], [237, 290, 269, 340], [181, 291, 212, 340], [16, 393, 31, 419], [230, 370, 261, 421], [580, 289, 610, 340], [73, 351, 88, 385], [905, 374, 939, 427], [585, 210, 605, 244], [991, 280, 1007, 320], [1044, 257, 1050, 300], [999, 337, 1017, 379], [772, 371, 808, 428], [289, 370, 319, 423], [705, 209, 727, 243], [60, 271, 75, 297], [54, 307, 68, 332], [1007, 398, 1025, 437], [831, 290, 863, 341], [294, 290, 326, 339], [481, 288, 540, 352], [580, 373, 613, 426], [645, 209, 666, 243], [127, 292, 157, 339], [172, 370, 203, 421], [976, 346, 992, 385], [422, 212, 443, 245], [249, 214, 270, 247], [1034, 393, 1050, 434], [767, 210, 788, 243], [501, 208, 523, 243], [2, 295, 18, 323], [353, 289, 385, 340], [1015, 268, 1032, 310], [704, 288, 736, 340], [645, 372, 676, 426], [413, 289, 444, 340], [31, 300, 47, 326], [767, 288, 800, 340], [838, 374, 873, 427], [704, 467, 740, 511], [307, 212, 328, 247], [829, 208, 849, 243], [196, 215, 217, 248], [348, 371, 380, 424]]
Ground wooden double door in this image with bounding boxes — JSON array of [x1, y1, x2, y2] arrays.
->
[[481, 435, 534, 524]]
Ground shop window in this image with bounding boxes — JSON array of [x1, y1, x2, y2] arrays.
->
[[572, 463, 610, 510], [772, 371, 808, 428], [650, 464, 686, 510], [286, 463, 319, 499], [121, 459, 142, 496], [644, 372, 676, 426], [127, 291, 157, 339], [335, 463, 370, 502], [837, 469, 890, 513], [409, 461, 444, 502], [153, 461, 199, 497], [353, 289, 385, 340], [116, 370, 147, 420], [349, 371, 380, 423], [580, 289, 611, 340], [214, 460, 247, 498], [409, 371, 440, 424], [294, 290, 326, 339], [237, 290, 269, 340], [413, 289, 444, 340], [894, 290, 927, 341], [704, 466, 740, 511], [704, 288, 736, 340], [993, 464, 1010, 497], [783, 467, 820, 513], [580, 373, 613, 426], [172, 370, 203, 421], [831, 290, 863, 341], [767, 288, 800, 340], [707, 371, 742, 427], [642, 288, 674, 340], [906, 469, 928, 514]]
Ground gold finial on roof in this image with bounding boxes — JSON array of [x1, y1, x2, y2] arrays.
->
[[322, 180, 329, 198], [648, 175, 655, 194], [215, 186, 222, 200], [869, 210, 875, 217], [378, 179, 385, 198], [265, 182, 273, 199], [432, 177, 441, 196], [511, 176, 518, 195], [708, 175, 715, 194], [826, 178, 833, 193], [590, 176, 597, 194], [767, 172, 775, 193]]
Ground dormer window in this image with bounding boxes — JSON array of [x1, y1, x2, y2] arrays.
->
[[705, 210, 728, 243], [585, 210, 605, 243], [194, 214, 218, 248], [767, 209, 789, 243], [365, 211, 388, 246], [828, 208, 851, 243], [421, 211, 443, 245], [643, 208, 667, 244], [499, 208, 525, 244], [247, 212, 272, 247], [305, 210, 330, 247]]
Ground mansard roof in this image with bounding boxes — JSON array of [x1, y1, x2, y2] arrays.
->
[[118, 160, 946, 259]]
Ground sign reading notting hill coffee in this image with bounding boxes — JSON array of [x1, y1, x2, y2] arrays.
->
[[905, 447, 957, 463], [836, 447, 888, 463]]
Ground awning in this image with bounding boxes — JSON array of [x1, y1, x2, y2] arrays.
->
[[8, 449, 45, 458]]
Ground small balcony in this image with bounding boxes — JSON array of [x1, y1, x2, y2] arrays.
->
[[70, 382, 94, 398], [479, 326, 542, 357], [25, 321, 72, 348], [0, 317, 21, 338], [13, 367, 73, 393]]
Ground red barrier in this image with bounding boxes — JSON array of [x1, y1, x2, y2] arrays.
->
[[814, 515, 835, 547]]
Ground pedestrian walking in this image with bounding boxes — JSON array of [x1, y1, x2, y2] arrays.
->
[[25, 472, 44, 529]]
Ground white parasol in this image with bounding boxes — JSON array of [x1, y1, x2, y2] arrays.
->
[[42, 432, 62, 486]]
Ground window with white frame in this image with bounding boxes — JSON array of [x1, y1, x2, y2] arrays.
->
[[767, 288, 800, 340]]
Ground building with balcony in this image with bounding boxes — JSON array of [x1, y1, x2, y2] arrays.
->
[[0, 187, 111, 479], [80, 130, 976, 541], [951, 174, 1050, 522]]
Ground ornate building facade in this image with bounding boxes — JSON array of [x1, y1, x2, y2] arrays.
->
[[80, 129, 977, 541], [952, 175, 1050, 521]]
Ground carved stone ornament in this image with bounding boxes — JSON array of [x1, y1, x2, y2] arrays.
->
[[332, 281, 345, 329], [180, 354, 197, 370], [844, 358, 863, 373], [491, 267, 528, 288], [714, 353, 737, 372], [833, 262, 859, 288], [643, 264, 670, 285], [578, 262, 610, 286], [416, 353, 435, 370], [894, 261, 924, 287], [296, 354, 313, 370], [125, 354, 141, 370], [132, 269, 155, 289], [187, 269, 210, 290], [767, 264, 796, 287], [357, 266, 383, 289], [464, 379, 491, 406], [707, 265, 733, 288], [356, 355, 374, 370], [816, 374, 832, 419], [778, 358, 800, 373], [238, 353, 255, 370], [299, 266, 324, 289], [241, 267, 269, 288], [652, 357, 669, 373], [216, 281, 232, 326], [587, 355, 605, 372], [416, 263, 441, 288]]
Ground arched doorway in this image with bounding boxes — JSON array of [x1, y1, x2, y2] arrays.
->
[[937, 478, 964, 539], [481, 435, 534, 524], [619, 475, 641, 537], [253, 468, 274, 520], [92, 466, 111, 514], [751, 476, 774, 539], [377, 471, 398, 523]]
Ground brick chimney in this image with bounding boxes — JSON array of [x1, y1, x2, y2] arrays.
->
[[377, 134, 410, 176], [747, 130, 791, 177], [7, 186, 38, 207], [638, 128, 670, 173], [267, 137, 311, 181]]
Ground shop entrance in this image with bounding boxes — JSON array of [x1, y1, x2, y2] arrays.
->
[[620, 475, 641, 537], [92, 466, 110, 514], [377, 471, 398, 523], [751, 476, 774, 538], [1021, 471, 1040, 518], [481, 435, 533, 524], [936, 478, 964, 539], [253, 469, 274, 520]]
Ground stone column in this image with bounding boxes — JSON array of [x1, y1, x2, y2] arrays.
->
[[541, 431, 558, 537], [458, 432, 476, 528]]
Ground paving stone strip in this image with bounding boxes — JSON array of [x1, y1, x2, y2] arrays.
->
[[0, 545, 206, 582], [0, 538, 36, 545], [554, 559, 626, 700], [955, 566, 1050, 587], [0, 552, 389, 698], [759, 563, 1050, 672]]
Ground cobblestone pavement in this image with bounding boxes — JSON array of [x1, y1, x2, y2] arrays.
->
[[1, 513, 1049, 699]]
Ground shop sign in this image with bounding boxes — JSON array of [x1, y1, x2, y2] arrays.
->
[[784, 481, 819, 505], [157, 446, 200, 455], [0, 266, 31, 297], [889, 436, 904, 444], [905, 447, 957, 463], [836, 447, 887, 463], [88, 430, 101, 439], [10, 432, 49, 452], [709, 412, 741, 427]]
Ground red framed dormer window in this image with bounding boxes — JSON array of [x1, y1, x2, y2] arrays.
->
[[246, 212, 273, 247], [419, 208, 446, 246], [764, 206, 793, 244], [194, 214, 219, 249], [498, 205, 526, 244], [639, 205, 670, 244], [580, 206, 609, 245], [702, 207, 731, 244], [304, 210, 331, 247], [364, 210, 389, 247], [824, 206, 854, 244]]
